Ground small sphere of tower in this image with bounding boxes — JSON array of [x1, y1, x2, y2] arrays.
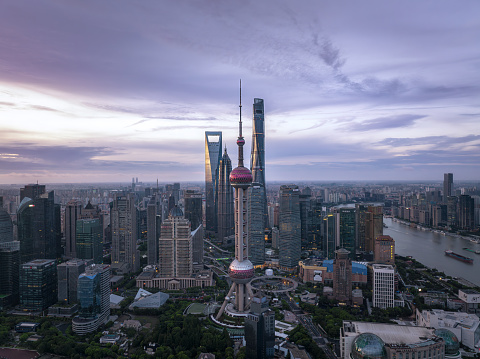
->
[[228, 259, 254, 284]]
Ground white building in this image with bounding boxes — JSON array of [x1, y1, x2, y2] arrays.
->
[[416, 309, 480, 350], [372, 264, 395, 309]]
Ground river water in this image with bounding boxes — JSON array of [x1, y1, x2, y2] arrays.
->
[[383, 217, 480, 287]]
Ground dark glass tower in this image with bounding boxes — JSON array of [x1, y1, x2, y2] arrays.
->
[[184, 190, 203, 230], [17, 191, 57, 263], [76, 218, 103, 264], [217, 148, 234, 242], [335, 208, 356, 259], [443, 173, 453, 203], [250, 98, 268, 229], [279, 185, 301, 269], [205, 131, 222, 233], [248, 183, 265, 266]]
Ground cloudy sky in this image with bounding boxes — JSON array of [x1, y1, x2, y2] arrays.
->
[[1, 1, 479, 184]]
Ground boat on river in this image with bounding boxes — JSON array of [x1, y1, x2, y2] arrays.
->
[[463, 247, 480, 255], [445, 250, 473, 263]]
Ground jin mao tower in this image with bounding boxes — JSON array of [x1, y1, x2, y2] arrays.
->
[[217, 82, 254, 319]]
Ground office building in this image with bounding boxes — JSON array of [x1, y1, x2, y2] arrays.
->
[[447, 196, 458, 228], [444, 173, 453, 203], [65, 200, 83, 258], [306, 198, 322, 251], [0, 241, 20, 308], [57, 259, 86, 304], [158, 207, 192, 278], [111, 193, 139, 273], [76, 219, 103, 264], [335, 207, 356, 259], [374, 235, 395, 265], [250, 98, 268, 229], [458, 195, 474, 230], [333, 248, 352, 303], [245, 294, 275, 359], [372, 264, 395, 309], [0, 207, 13, 243], [192, 224, 204, 265], [20, 259, 57, 312], [147, 195, 161, 266], [17, 191, 58, 263], [322, 213, 338, 259], [249, 183, 265, 266], [72, 264, 110, 334], [184, 190, 203, 230], [205, 131, 222, 232], [217, 148, 234, 242], [278, 185, 301, 269], [355, 204, 368, 253], [299, 194, 311, 250], [365, 206, 383, 253], [341, 321, 446, 359], [217, 84, 255, 318], [20, 184, 45, 202]]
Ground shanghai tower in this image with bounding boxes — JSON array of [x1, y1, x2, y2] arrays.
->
[[250, 98, 268, 229], [217, 81, 254, 319]]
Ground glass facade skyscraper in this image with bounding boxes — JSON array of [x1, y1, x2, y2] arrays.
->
[[76, 218, 103, 264], [335, 207, 356, 260], [248, 183, 265, 266], [20, 259, 57, 312], [205, 131, 222, 233], [250, 99, 268, 229], [443, 173, 453, 203], [279, 185, 301, 269], [217, 148, 234, 242]]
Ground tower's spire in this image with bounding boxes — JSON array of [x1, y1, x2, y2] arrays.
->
[[237, 79, 245, 167]]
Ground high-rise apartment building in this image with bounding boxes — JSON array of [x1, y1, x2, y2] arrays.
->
[[372, 264, 395, 309], [249, 183, 265, 266], [65, 200, 83, 258], [250, 98, 268, 229], [20, 259, 57, 312], [17, 190, 58, 263], [111, 193, 139, 273], [333, 248, 352, 303], [205, 131, 222, 233], [76, 218, 103, 264], [458, 195, 474, 230], [447, 196, 458, 228], [279, 185, 301, 269], [217, 148, 234, 242], [374, 235, 395, 265], [443, 173, 453, 203], [57, 259, 86, 304], [158, 207, 192, 278], [72, 264, 110, 334], [184, 190, 203, 230], [245, 294, 275, 359], [365, 206, 383, 253]]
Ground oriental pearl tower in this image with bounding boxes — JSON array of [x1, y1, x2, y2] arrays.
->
[[216, 81, 255, 319]]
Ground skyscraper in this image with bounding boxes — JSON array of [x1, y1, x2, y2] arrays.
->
[[248, 183, 265, 266], [322, 213, 337, 259], [158, 207, 192, 278], [0, 241, 20, 309], [217, 148, 234, 242], [20, 259, 57, 312], [184, 190, 203, 230], [65, 200, 83, 258], [372, 264, 395, 309], [111, 193, 139, 273], [76, 218, 103, 264], [458, 195, 475, 230], [333, 248, 352, 303], [20, 184, 46, 202], [443, 173, 453, 203], [57, 259, 86, 304], [147, 195, 161, 266], [374, 235, 395, 265], [17, 190, 57, 263], [250, 98, 267, 229], [279, 185, 301, 269], [217, 82, 254, 319], [72, 264, 110, 334], [245, 294, 275, 359], [365, 205, 383, 253], [205, 131, 222, 233], [335, 207, 356, 259]]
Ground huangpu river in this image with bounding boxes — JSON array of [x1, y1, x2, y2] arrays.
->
[[384, 217, 480, 287]]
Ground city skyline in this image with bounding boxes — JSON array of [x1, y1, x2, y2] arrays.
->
[[1, 1, 479, 183]]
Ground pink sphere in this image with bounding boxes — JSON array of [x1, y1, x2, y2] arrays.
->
[[230, 166, 252, 187]]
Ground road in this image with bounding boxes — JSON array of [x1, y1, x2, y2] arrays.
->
[[280, 294, 337, 359]]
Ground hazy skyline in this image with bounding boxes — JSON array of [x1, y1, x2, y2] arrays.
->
[[1, 1, 479, 184]]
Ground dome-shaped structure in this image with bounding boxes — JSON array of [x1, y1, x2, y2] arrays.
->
[[169, 206, 184, 218], [228, 259, 254, 284], [435, 329, 459, 356], [351, 333, 387, 359], [229, 166, 252, 188]]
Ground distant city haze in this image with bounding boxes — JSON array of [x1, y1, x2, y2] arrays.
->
[[0, 1, 479, 183]]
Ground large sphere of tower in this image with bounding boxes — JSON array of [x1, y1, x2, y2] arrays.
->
[[228, 259, 254, 284], [230, 166, 252, 189]]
